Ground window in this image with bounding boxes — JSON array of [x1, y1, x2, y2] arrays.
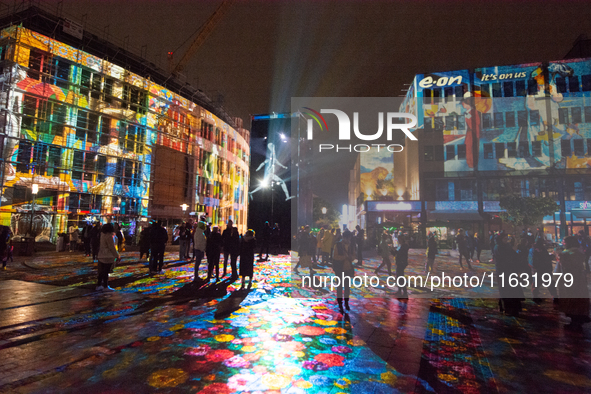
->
[[507, 142, 517, 158], [582, 75, 591, 91], [515, 80, 526, 96], [585, 106, 591, 123], [436, 181, 449, 200], [558, 108, 569, 124], [561, 139, 571, 156], [494, 112, 504, 128], [48, 146, 61, 176], [518, 142, 529, 158], [423, 89, 432, 104], [492, 83, 502, 97], [532, 141, 542, 157], [457, 144, 466, 159], [503, 81, 514, 97], [572, 107, 582, 124], [455, 85, 464, 99], [480, 84, 490, 98], [424, 146, 434, 161], [457, 115, 466, 130], [73, 150, 84, 170], [33, 143, 48, 174], [424, 118, 433, 132], [568, 76, 580, 92], [27, 49, 44, 80], [444, 87, 454, 102], [517, 111, 528, 126], [527, 79, 538, 95], [483, 143, 493, 159], [53, 59, 72, 89], [556, 77, 567, 94], [434, 117, 444, 132], [434, 145, 444, 161], [445, 115, 456, 130], [574, 139, 584, 156], [495, 143, 505, 159], [506, 112, 516, 127], [482, 113, 492, 129], [530, 110, 540, 125], [81, 69, 101, 99], [446, 145, 455, 160], [588, 139, 591, 155]]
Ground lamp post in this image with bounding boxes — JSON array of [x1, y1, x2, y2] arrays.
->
[[322, 206, 327, 224], [180, 203, 188, 221], [30, 183, 38, 238]]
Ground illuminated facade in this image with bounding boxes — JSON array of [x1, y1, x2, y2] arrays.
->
[[0, 8, 250, 242], [361, 57, 591, 245]]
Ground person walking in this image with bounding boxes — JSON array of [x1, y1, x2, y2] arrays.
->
[[206, 226, 223, 281], [375, 232, 394, 276], [473, 233, 482, 263], [193, 221, 207, 282], [239, 229, 257, 289], [139, 224, 151, 262], [394, 235, 410, 298], [96, 223, 120, 291], [456, 229, 473, 270], [426, 232, 438, 272], [0, 226, 12, 270], [149, 221, 168, 274], [529, 236, 558, 303], [271, 223, 281, 255], [556, 236, 591, 331], [90, 222, 101, 262], [321, 227, 334, 266], [332, 231, 355, 313], [68, 224, 79, 252]]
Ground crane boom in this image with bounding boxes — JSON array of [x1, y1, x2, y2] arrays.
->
[[171, 0, 234, 76]]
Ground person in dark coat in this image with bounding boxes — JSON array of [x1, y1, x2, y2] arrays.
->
[[139, 224, 151, 262], [355, 225, 365, 267], [258, 221, 272, 261], [456, 229, 473, 270], [222, 220, 240, 278], [493, 232, 524, 317], [82, 223, 93, 257], [529, 236, 557, 303], [271, 223, 281, 254], [239, 229, 256, 289], [394, 235, 410, 298], [149, 220, 168, 274], [114, 223, 124, 251], [473, 233, 482, 262], [90, 222, 102, 262], [206, 226, 223, 281], [426, 232, 438, 272]]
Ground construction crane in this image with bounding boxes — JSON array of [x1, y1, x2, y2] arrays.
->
[[168, 0, 234, 78]]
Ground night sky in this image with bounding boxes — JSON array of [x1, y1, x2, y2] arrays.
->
[[46, 0, 591, 206]]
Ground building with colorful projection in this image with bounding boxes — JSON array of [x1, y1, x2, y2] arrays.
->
[[0, 7, 250, 243], [361, 57, 591, 245]]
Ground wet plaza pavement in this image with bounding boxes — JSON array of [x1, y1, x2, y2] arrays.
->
[[0, 249, 590, 393]]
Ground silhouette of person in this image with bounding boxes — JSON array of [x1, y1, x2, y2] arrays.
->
[[249, 143, 294, 201]]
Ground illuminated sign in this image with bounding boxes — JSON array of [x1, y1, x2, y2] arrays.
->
[[580, 201, 591, 210], [419, 75, 463, 88], [367, 201, 421, 211]]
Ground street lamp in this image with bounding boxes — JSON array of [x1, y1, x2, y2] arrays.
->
[[322, 206, 327, 223], [180, 204, 188, 221], [30, 183, 38, 237]]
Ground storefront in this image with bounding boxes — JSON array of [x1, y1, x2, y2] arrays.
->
[[365, 201, 423, 247]]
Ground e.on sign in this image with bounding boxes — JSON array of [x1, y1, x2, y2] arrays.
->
[[418, 75, 463, 88]]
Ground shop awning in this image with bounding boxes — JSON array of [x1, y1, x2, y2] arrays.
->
[[428, 210, 483, 222], [572, 209, 591, 219]]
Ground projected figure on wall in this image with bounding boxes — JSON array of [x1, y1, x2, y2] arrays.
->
[[249, 142, 293, 201]]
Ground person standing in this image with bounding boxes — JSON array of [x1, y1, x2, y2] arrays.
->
[[394, 235, 410, 298], [473, 233, 482, 263], [90, 222, 101, 262], [258, 221, 272, 261], [68, 224, 79, 252], [96, 223, 120, 291], [114, 223, 124, 252], [426, 232, 438, 272], [556, 236, 591, 331], [178, 222, 190, 261], [206, 226, 223, 281], [149, 221, 168, 274], [321, 227, 334, 266], [0, 226, 12, 270], [493, 232, 524, 317], [529, 236, 557, 303], [316, 228, 325, 266], [466, 230, 475, 261], [239, 229, 257, 289], [193, 221, 207, 282], [82, 222, 93, 257], [577, 230, 591, 272], [222, 220, 239, 277], [271, 223, 281, 254], [355, 225, 364, 267], [489, 230, 496, 263]]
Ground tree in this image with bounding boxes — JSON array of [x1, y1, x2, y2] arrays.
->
[[313, 197, 340, 229], [499, 196, 557, 227]]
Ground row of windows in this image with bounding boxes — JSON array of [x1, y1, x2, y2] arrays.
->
[[557, 107, 591, 124], [482, 110, 539, 129], [427, 177, 591, 201], [424, 139, 591, 161]]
